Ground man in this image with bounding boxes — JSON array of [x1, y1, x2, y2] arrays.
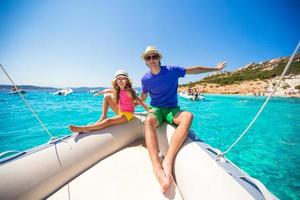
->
[[140, 45, 227, 192]]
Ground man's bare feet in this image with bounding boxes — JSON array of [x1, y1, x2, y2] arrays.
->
[[69, 125, 85, 133], [154, 168, 171, 192], [162, 160, 174, 184]]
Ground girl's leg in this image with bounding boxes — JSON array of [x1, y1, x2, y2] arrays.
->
[[69, 115, 127, 133], [97, 94, 119, 122]]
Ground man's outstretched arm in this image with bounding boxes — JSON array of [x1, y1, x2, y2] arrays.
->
[[185, 61, 227, 74]]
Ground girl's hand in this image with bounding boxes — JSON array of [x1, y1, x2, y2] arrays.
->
[[94, 90, 105, 96], [134, 100, 140, 106], [94, 89, 113, 96], [94, 92, 101, 96]]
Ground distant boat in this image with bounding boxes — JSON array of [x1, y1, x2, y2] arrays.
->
[[8, 90, 26, 95], [53, 88, 73, 96], [178, 91, 204, 101], [89, 90, 99, 94], [8, 87, 26, 95]]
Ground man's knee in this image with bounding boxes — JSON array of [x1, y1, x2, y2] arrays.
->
[[180, 111, 193, 123], [145, 116, 157, 127], [186, 112, 193, 121]]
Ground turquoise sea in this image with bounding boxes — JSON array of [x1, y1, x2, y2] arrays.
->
[[0, 90, 299, 199]]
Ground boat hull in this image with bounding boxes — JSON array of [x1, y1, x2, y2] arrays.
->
[[0, 114, 277, 200]]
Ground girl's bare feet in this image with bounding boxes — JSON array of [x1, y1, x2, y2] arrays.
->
[[69, 125, 85, 133], [97, 116, 106, 123]]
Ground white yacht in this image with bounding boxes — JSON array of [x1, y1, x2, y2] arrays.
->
[[178, 91, 205, 101], [53, 88, 73, 96]]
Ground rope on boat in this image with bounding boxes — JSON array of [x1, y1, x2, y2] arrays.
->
[[217, 41, 300, 160], [0, 64, 56, 142], [0, 150, 21, 157]]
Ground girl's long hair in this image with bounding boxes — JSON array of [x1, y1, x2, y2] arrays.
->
[[112, 77, 137, 104]]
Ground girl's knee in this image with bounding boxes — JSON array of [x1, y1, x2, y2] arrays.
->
[[104, 94, 112, 101]]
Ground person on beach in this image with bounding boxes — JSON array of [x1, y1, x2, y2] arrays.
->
[[192, 88, 199, 100], [69, 70, 153, 133], [187, 88, 192, 95], [140, 45, 227, 192]]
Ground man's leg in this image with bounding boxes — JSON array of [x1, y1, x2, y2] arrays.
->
[[162, 111, 193, 181], [144, 115, 171, 192]]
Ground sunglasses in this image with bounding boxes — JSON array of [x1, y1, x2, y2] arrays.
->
[[145, 54, 160, 61]]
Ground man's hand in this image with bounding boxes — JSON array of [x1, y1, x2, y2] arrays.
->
[[216, 61, 227, 71], [148, 109, 156, 113]]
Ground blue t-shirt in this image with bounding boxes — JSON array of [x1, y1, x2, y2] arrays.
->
[[141, 66, 186, 108]]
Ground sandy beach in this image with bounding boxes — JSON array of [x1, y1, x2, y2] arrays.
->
[[179, 75, 300, 98]]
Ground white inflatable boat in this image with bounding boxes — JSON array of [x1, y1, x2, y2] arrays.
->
[[88, 89, 98, 93], [0, 114, 277, 200], [178, 92, 204, 101], [53, 88, 73, 96]]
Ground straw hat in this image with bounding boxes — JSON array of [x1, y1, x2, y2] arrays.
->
[[112, 69, 132, 85], [141, 45, 163, 60]]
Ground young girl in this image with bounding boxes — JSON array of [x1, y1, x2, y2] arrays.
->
[[69, 70, 152, 133]]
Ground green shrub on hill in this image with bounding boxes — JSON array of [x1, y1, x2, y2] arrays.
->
[[181, 59, 300, 87]]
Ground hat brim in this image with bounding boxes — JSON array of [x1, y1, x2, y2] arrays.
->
[[114, 75, 129, 80], [113, 75, 132, 83], [141, 50, 163, 60]]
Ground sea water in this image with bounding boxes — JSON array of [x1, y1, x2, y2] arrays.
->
[[0, 90, 299, 199]]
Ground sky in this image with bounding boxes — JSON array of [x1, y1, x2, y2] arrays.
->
[[0, 0, 299, 88]]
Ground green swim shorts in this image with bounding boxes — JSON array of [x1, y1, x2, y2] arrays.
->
[[148, 106, 181, 125]]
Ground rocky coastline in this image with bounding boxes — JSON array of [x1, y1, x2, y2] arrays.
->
[[179, 55, 300, 98], [179, 75, 300, 98]]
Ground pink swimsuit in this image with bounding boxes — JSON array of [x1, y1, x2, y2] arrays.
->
[[119, 90, 135, 113]]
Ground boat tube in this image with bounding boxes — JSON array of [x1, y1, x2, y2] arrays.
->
[[0, 114, 277, 200]]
